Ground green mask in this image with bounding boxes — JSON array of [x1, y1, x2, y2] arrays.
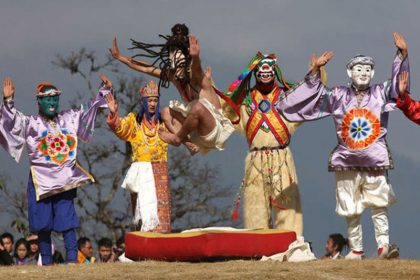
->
[[38, 95, 60, 119]]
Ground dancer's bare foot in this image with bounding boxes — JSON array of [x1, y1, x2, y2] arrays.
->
[[185, 141, 200, 155], [159, 128, 182, 146]]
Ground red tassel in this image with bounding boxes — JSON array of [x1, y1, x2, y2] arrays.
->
[[231, 195, 241, 221], [231, 208, 239, 221]]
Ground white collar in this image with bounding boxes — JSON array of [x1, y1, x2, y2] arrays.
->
[[331, 252, 340, 259]]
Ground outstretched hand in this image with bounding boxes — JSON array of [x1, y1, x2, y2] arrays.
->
[[189, 35, 200, 58], [309, 51, 334, 73], [398, 71, 409, 96], [394, 32, 408, 58], [105, 92, 118, 114], [109, 37, 121, 60], [3, 77, 15, 99], [99, 73, 113, 88]]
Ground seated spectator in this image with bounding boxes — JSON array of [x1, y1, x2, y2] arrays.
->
[[97, 238, 116, 263], [322, 233, 348, 260], [53, 250, 65, 264], [26, 233, 40, 260], [13, 238, 36, 265], [77, 237, 95, 264], [115, 236, 125, 259], [1, 232, 14, 257], [0, 242, 13, 265]]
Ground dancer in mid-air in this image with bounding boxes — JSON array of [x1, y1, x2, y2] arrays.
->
[[109, 24, 234, 154]]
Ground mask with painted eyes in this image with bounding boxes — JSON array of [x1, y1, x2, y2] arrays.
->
[[38, 95, 60, 119], [254, 58, 276, 84], [346, 55, 375, 91]]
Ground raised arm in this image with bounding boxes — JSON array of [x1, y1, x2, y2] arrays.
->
[[109, 37, 161, 79], [0, 77, 26, 162], [396, 72, 420, 125], [189, 35, 206, 89], [276, 51, 336, 122], [104, 87, 138, 141], [108, 111, 137, 142], [388, 32, 410, 100], [105, 91, 120, 131], [76, 74, 112, 142]]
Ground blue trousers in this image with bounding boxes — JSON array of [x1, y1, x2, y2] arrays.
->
[[27, 173, 79, 264], [38, 229, 78, 264]]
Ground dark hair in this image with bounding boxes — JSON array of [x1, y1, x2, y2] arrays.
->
[[77, 237, 91, 250], [53, 251, 65, 264], [129, 23, 192, 94], [14, 238, 29, 259], [1, 232, 14, 244], [329, 233, 348, 253], [97, 238, 113, 249], [116, 236, 124, 248]]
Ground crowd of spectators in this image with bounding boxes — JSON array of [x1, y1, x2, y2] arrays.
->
[[0, 232, 125, 266]]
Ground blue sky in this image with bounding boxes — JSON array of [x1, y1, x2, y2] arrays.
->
[[0, 0, 420, 258]]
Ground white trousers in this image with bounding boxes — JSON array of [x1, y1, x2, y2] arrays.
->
[[346, 208, 389, 251], [121, 162, 159, 231], [335, 171, 396, 251], [169, 99, 234, 153]]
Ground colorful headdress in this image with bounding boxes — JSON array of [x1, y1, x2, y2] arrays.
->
[[136, 80, 161, 125], [221, 52, 294, 123], [36, 82, 61, 97], [140, 80, 159, 98]]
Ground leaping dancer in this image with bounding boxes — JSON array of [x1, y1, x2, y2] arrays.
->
[[109, 24, 234, 154]]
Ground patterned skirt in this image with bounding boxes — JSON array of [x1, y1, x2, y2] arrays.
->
[[151, 162, 171, 233]]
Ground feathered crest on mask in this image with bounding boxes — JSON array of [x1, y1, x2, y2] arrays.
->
[[221, 52, 294, 123], [129, 23, 191, 94]]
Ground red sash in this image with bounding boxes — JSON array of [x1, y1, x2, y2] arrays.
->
[[246, 87, 291, 146]]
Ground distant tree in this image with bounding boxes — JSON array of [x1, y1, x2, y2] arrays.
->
[[0, 174, 28, 235]]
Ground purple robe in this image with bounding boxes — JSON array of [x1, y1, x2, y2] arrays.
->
[[0, 87, 110, 200], [277, 52, 409, 171]]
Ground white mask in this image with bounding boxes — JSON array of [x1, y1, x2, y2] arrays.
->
[[169, 49, 187, 80], [347, 64, 375, 91]]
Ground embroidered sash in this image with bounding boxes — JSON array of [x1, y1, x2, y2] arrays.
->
[[246, 87, 291, 146]]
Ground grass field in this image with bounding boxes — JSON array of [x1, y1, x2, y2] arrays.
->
[[1, 259, 420, 280]]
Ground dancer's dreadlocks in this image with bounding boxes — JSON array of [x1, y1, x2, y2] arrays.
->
[[130, 24, 192, 94]]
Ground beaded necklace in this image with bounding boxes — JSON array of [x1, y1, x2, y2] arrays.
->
[[140, 121, 160, 147]]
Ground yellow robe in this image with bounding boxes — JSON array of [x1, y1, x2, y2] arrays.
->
[[114, 112, 167, 162], [108, 112, 171, 232]]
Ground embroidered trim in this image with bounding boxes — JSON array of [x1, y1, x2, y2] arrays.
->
[[31, 162, 94, 201], [328, 141, 394, 172]]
